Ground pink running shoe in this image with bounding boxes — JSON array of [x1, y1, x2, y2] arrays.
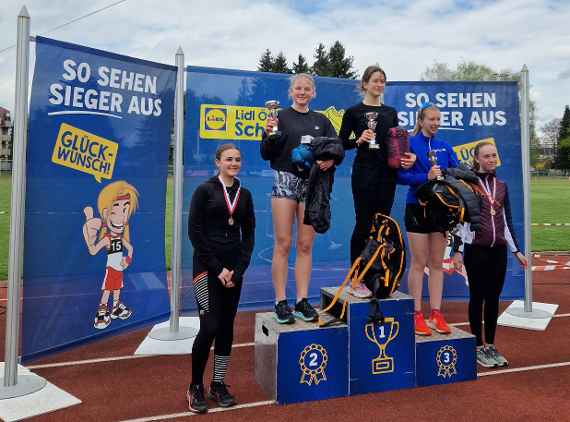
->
[[348, 283, 373, 299]]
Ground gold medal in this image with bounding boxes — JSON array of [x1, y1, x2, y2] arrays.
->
[[228, 217, 234, 226], [490, 208, 496, 216]]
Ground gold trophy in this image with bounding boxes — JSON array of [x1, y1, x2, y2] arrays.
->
[[265, 100, 281, 139], [365, 112, 380, 149], [365, 317, 400, 374]]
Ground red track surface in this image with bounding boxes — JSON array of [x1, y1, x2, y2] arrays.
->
[[1, 254, 569, 421]]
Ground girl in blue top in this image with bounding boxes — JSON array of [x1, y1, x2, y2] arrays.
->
[[398, 103, 458, 337]]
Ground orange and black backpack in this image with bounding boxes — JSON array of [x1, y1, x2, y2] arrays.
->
[[319, 213, 406, 326]]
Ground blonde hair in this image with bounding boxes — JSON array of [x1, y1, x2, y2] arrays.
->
[[288, 73, 316, 99], [412, 103, 440, 136], [97, 180, 139, 242], [359, 65, 387, 95], [472, 141, 496, 171]]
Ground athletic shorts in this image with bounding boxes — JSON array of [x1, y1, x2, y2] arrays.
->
[[405, 203, 440, 234], [272, 170, 308, 203], [102, 266, 124, 290]]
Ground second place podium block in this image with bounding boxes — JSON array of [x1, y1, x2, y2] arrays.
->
[[254, 312, 349, 404]]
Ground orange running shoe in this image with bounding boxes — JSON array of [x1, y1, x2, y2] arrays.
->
[[428, 309, 451, 334], [414, 311, 431, 336]]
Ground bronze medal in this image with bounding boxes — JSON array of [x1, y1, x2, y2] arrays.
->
[[218, 176, 241, 229]]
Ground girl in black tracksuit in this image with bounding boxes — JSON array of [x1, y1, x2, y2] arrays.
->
[[453, 141, 527, 368], [339, 65, 415, 297], [186, 144, 255, 414]]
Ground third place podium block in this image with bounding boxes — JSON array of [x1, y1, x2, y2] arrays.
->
[[415, 327, 476, 386]]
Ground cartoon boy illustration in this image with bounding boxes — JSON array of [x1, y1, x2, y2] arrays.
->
[[82, 180, 139, 330]]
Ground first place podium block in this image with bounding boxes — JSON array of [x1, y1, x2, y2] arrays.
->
[[254, 312, 349, 404], [321, 288, 416, 395]]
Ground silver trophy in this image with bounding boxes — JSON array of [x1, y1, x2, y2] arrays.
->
[[428, 150, 444, 180], [365, 112, 380, 149], [265, 100, 281, 139]]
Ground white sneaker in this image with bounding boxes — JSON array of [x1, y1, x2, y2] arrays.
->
[[348, 283, 372, 299]]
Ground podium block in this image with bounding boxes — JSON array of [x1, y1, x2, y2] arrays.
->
[[415, 327, 476, 386], [254, 312, 348, 404], [321, 288, 415, 395]]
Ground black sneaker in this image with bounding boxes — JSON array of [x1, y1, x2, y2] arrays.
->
[[186, 384, 208, 414], [208, 381, 237, 408], [293, 298, 318, 322], [274, 300, 295, 324], [111, 302, 132, 320]]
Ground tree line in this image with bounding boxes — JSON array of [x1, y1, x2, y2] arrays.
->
[[258, 41, 357, 79]]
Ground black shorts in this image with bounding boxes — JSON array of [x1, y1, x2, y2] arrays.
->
[[405, 203, 440, 234]]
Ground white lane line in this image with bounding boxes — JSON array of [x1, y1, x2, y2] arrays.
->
[[118, 361, 570, 422], [27, 342, 255, 370], [118, 400, 275, 422], [26, 315, 570, 370], [479, 361, 570, 377], [28, 354, 150, 369]]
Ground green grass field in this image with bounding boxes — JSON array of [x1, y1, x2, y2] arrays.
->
[[0, 175, 568, 280], [530, 176, 570, 251]]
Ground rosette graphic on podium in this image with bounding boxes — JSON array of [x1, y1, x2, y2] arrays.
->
[[299, 343, 329, 386], [365, 317, 400, 374]]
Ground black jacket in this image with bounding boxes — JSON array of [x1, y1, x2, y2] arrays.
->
[[188, 177, 255, 281], [260, 107, 337, 178], [303, 137, 345, 233]]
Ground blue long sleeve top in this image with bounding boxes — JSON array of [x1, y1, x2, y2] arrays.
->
[[397, 132, 459, 204]]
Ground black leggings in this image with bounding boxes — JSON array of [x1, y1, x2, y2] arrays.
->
[[191, 268, 242, 386], [350, 181, 396, 263], [464, 244, 507, 346]]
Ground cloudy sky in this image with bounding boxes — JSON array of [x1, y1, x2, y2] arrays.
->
[[1, 0, 569, 131]]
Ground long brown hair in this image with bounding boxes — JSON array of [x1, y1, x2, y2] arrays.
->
[[412, 103, 440, 136], [472, 141, 495, 171]]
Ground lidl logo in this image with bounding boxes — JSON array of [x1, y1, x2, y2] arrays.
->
[[204, 107, 227, 131], [199, 103, 344, 141]]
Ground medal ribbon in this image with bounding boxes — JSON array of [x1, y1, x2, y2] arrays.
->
[[478, 175, 496, 213], [218, 176, 241, 218]]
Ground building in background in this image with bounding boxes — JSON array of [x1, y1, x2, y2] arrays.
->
[[0, 106, 13, 171]]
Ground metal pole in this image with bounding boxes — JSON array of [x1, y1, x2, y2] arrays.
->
[[520, 65, 533, 312], [506, 65, 551, 320], [4, 5, 31, 387], [150, 47, 195, 341], [170, 47, 185, 332], [1, 6, 47, 399]]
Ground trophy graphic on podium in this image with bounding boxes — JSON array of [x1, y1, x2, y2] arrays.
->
[[365, 112, 380, 149], [365, 317, 400, 374], [265, 100, 282, 139]]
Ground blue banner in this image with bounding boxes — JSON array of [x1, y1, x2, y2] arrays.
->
[[182, 67, 524, 312], [23, 37, 176, 359]]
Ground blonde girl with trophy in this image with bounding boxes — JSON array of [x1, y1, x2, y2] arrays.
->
[[260, 73, 337, 324]]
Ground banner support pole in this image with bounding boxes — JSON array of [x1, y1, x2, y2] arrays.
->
[[150, 47, 196, 341], [0, 6, 47, 399], [505, 65, 553, 320]]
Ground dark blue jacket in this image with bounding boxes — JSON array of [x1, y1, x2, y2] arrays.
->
[[397, 132, 458, 204]]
